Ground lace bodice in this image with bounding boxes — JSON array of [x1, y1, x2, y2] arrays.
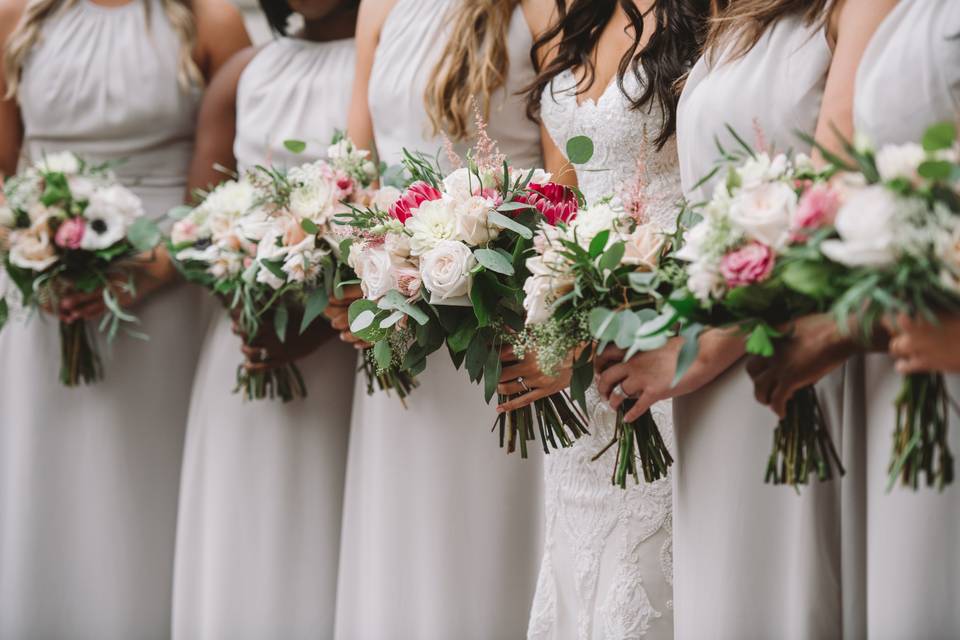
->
[[528, 70, 680, 640], [540, 69, 682, 227]]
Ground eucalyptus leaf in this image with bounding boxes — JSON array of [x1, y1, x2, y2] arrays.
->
[[283, 139, 307, 154], [473, 248, 515, 276], [127, 218, 162, 252], [672, 323, 704, 387], [299, 289, 329, 334], [922, 122, 957, 152], [598, 241, 626, 272], [379, 290, 429, 325], [374, 340, 393, 371], [566, 135, 595, 165], [379, 310, 405, 328], [496, 201, 535, 212], [488, 210, 533, 239]]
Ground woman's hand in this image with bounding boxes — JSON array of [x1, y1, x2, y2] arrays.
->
[[745, 313, 865, 419], [887, 312, 960, 375], [234, 305, 337, 373], [595, 329, 745, 422], [495, 344, 573, 413], [57, 247, 178, 324], [323, 284, 371, 350]]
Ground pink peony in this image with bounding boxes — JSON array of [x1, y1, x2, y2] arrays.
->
[[792, 183, 840, 239], [720, 242, 775, 288], [54, 217, 85, 250], [517, 182, 578, 226], [389, 181, 443, 224]]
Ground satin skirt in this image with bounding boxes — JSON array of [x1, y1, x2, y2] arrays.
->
[[671, 360, 845, 640], [172, 314, 355, 640], [335, 352, 544, 640]]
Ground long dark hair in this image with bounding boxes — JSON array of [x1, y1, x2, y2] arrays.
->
[[526, 0, 713, 150], [258, 0, 361, 36]]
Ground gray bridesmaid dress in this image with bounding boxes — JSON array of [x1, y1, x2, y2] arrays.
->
[[854, 1, 960, 637], [0, 1, 204, 637]]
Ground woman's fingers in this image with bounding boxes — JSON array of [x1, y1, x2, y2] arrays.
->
[[622, 391, 655, 423], [500, 360, 540, 382], [59, 290, 101, 312], [499, 344, 517, 362], [596, 363, 630, 400], [594, 346, 627, 373], [497, 374, 553, 396]]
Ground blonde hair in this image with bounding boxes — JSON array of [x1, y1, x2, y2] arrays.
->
[[424, 0, 521, 142], [705, 0, 832, 63], [4, 0, 202, 99]]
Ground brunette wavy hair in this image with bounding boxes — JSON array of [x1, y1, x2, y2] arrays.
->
[[526, 0, 713, 150]]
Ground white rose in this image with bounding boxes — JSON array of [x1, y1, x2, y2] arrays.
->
[[419, 239, 476, 303], [621, 225, 664, 270], [373, 186, 402, 212], [405, 197, 458, 255], [87, 184, 144, 222], [354, 245, 399, 300], [571, 202, 622, 247], [443, 167, 495, 200], [384, 231, 412, 258], [522, 274, 554, 325], [686, 260, 725, 303], [511, 168, 552, 186], [875, 143, 926, 182], [728, 181, 796, 249], [737, 152, 788, 188], [454, 195, 499, 245], [37, 151, 81, 175], [9, 224, 57, 271], [674, 219, 712, 263], [522, 253, 574, 325], [67, 176, 98, 202], [820, 185, 899, 267]]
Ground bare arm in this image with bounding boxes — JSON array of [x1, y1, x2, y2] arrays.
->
[[346, 0, 397, 154], [185, 46, 257, 199], [192, 0, 252, 82], [0, 0, 26, 177]]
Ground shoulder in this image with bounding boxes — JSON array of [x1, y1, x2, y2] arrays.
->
[[357, 0, 398, 39], [0, 0, 28, 43], [214, 44, 260, 91], [192, 0, 246, 35], [521, 0, 559, 39]]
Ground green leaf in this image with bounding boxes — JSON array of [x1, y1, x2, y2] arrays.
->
[[465, 334, 487, 383], [469, 273, 498, 328], [628, 271, 657, 292], [672, 323, 704, 387], [378, 289, 429, 325], [301, 218, 319, 235], [570, 347, 594, 414], [283, 139, 307, 154], [614, 311, 642, 350], [483, 345, 502, 403], [781, 261, 834, 300], [922, 122, 957, 152], [274, 304, 289, 343], [488, 210, 534, 239], [918, 160, 953, 181], [299, 288, 329, 334], [127, 217, 162, 252], [745, 323, 776, 357], [348, 299, 380, 332], [566, 135, 595, 165], [0, 298, 7, 332], [167, 204, 193, 221], [373, 339, 393, 371], [261, 259, 286, 281], [588, 307, 620, 348], [496, 201, 535, 212], [598, 241, 625, 272], [473, 248, 515, 276], [447, 318, 477, 353], [588, 230, 610, 258]]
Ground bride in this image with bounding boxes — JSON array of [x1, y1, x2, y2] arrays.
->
[[500, 1, 710, 637]]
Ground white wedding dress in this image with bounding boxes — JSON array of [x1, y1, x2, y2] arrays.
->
[[528, 69, 680, 640]]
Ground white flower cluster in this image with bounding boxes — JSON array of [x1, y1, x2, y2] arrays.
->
[[523, 201, 664, 325], [1, 152, 144, 272], [350, 166, 551, 306]]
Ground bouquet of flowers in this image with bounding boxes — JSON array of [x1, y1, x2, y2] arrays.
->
[[343, 130, 588, 455], [0, 152, 160, 386], [804, 122, 960, 490], [170, 138, 379, 401], [670, 132, 845, 486], [519, 196, 682, 486]]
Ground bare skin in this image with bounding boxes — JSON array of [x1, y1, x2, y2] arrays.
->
[[0, 0, 252, 322], [182, 0, 359, 369], [335, 0, 568, 352], [885, 313, 960, 375]]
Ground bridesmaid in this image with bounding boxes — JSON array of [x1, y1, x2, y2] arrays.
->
[[594, 1, 894, 638], [170, 1, 357, 638], [332, 1, 547, 637], [0, 0, 248, 637]]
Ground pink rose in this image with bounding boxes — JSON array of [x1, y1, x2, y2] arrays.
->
[[389, 181, 443, 224], [791, 183, 840, 240], [517, 182, 578, 226], [54, 217, 85, 250], [720, 242, 775, 288], [395, 265, 422, 299]]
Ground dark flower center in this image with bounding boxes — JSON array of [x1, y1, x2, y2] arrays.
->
[[91, 219, 107, 234]]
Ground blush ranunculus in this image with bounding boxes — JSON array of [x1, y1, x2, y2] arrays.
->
[[389, 181, 443, 223], [54, 217, 85, 249], [719, 242, 775, 288], [792, 183, 840, 238], [517, 182, 578, 226]]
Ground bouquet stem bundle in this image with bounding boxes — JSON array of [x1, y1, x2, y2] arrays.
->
[[59, 319, 102, 386], [765, 385, 843, 486], [496, 390, 589, 457], [890, 373, 955, 490], [235, 362, 307, 403], [592, 406, 673, 488], [360, 353, 418, 405]]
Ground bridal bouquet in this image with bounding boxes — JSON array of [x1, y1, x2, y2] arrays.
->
[[171, 139, 377, 401], [670, 136, 845, 486], [519, 197, 681, 486], [0, 152, 160, 386], [806, 122, 960, 490], [343, 135, 588, 454]]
